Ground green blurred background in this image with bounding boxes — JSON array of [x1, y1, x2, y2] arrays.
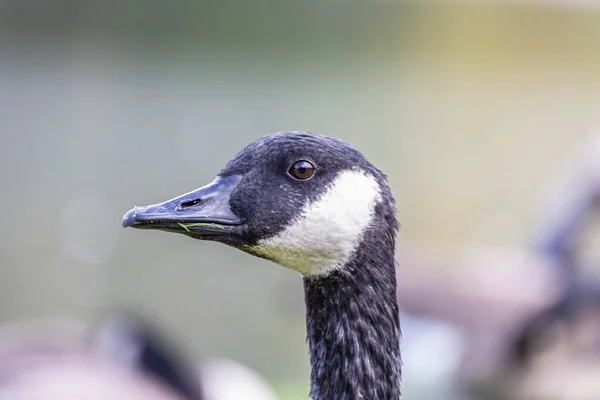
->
[[1, 1, 600, 398]]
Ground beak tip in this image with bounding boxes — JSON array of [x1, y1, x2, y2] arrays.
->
[[122, 208, 137, 228]]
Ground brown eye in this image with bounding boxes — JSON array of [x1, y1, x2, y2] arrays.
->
[[288, 160, 315, 180]]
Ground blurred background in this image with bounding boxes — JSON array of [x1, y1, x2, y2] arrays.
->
[[1, 1, 600, 399]]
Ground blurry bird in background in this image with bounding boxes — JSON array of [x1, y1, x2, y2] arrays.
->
[[397, 131, 600, 400], [0, 313, 279, 400]]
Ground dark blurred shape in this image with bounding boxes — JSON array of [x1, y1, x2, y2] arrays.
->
[[92, 311, 204, 400], [397, 132, 600, 400], [512, 131, 600, 366], [0, 314, 199, 400], [0, 312, 279, 400]]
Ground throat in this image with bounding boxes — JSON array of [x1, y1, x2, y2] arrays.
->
[[302, 231, 401, 400]]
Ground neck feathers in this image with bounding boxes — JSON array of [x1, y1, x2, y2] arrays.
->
[[303, 208, 401, 400]]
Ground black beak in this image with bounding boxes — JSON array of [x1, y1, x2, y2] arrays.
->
[[122, 174, 243, 237]]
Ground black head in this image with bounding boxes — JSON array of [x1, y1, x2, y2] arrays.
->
[[123, 131, 396, 276]]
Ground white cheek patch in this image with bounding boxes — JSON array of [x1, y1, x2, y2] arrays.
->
[[249, 170, 381, 276]]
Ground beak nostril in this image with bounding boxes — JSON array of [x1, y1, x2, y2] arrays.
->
[[178, 198, 202, 209]]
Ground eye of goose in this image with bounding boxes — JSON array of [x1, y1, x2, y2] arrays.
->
[[288, 160, 315, 180]]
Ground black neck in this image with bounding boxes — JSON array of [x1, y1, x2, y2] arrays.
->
[[303, 216, 401, 400]]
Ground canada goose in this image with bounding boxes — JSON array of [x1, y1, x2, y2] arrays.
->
[[0, 314, 279, 400], [93, 312, 204, 400], [0, 317, 197, 400], [123, 131, 402, 399], [393, 131, 600, 400], [95, 313, 280, 400]]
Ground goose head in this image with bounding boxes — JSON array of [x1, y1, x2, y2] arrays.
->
[[123, 131, 402, 399], [123, 131, 396, 277]]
